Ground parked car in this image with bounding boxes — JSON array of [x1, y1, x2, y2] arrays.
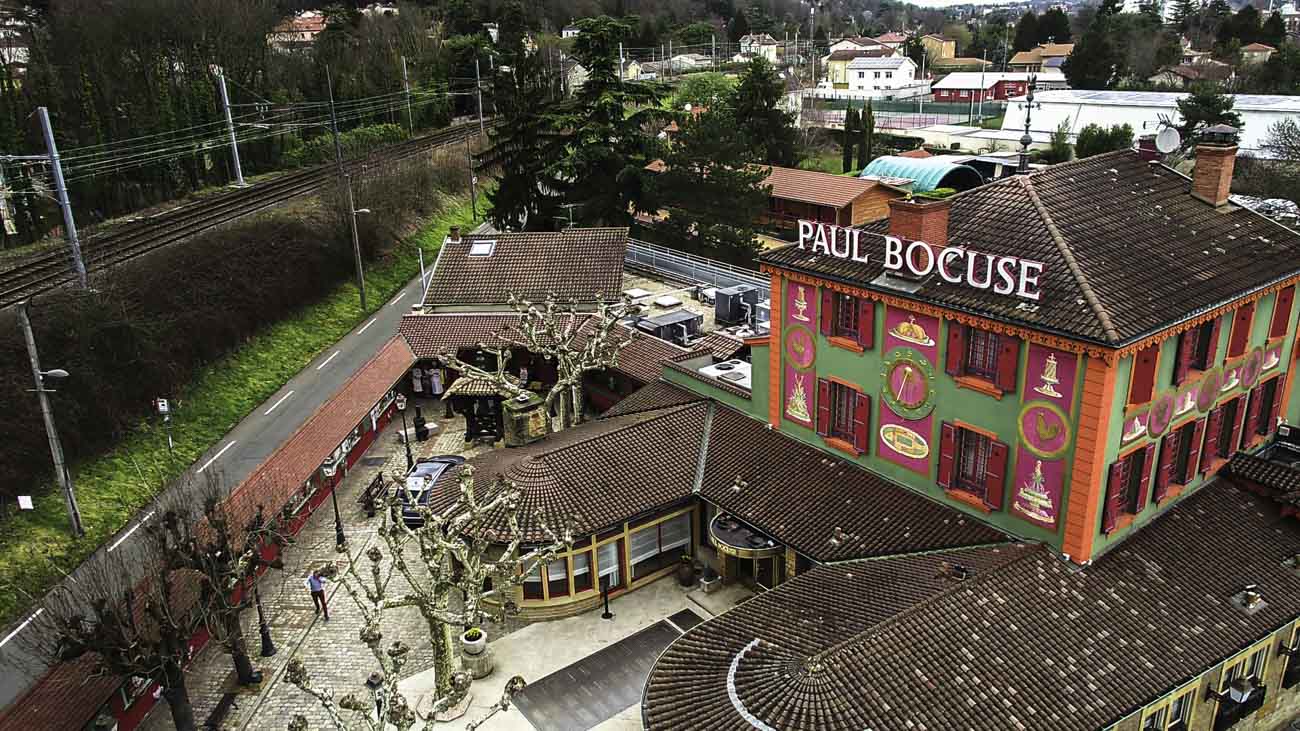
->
[[391, 455, 465, 528]]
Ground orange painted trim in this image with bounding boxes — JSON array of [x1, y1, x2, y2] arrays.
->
[[1226, 304, 1256, 359], [1062, 355, 1119, 564], [1116, 440, 1150, 461], [768, 273, 783, 428], [827, 335, 865, 353], [827, 374, 865, 392], [951, 419, 998, 440], [944, 488, 993, 513], [824, 436, 861, 457], [743, 335, 771, 346], [1114, 278, 1300, 359], [954, 374, 1004, 400]]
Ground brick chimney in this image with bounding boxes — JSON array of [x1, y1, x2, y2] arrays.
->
[[888, 196, 951, 248], [1136, 135, 1158, 162], [1190, 126, 1239, 208], [448, 225, 462, 243]]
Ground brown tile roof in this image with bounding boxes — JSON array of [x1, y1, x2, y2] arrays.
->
[[696, 331, 745, 360], [399, 313, 552, 357], [763, 150, 1300, 345], [1224, 450, 1300, 509], [874, 32, 909, 43], [897, 147, 932, 158], [643, 481, 1300, 730], [0, 656, 118, 731], [423, 228, 627, 307], [763, 165, 880, 210], [1242, 42, 1275, 52], [224, 337, 414, 528], [1157, 63, 1233, 81], [826, 48, 894, 62], [599, 380, 706, 418]]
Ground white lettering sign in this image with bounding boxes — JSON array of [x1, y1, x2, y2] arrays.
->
[[797, 220, 1044, 302]]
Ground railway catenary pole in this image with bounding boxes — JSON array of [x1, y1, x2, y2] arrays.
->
[[215, 71, 246, 187], [37, 107, 86, 289], [326, 66, 367, 311], [402, 55, 414, 136], [475, 57, 485, 137]]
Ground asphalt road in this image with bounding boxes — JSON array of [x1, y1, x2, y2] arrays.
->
[[0, 234, 455, 709]]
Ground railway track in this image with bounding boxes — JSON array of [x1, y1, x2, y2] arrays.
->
[[0, 120, 487, 310]]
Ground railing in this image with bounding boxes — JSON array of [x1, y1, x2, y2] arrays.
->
[[625, 239, 770, 301]]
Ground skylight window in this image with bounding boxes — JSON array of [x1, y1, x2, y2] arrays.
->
[[468, 240, 496, 257]]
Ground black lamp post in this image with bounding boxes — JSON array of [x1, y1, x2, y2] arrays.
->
[[396, 393, 413, 471], [366, 671, 386, 723], [253, 584, 277, 657], [600, 574, 614, 620], [323, 463, 346, 551]]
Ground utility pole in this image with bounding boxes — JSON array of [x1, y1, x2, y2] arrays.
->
[[712, 35, 716, 70], [326, 66, 367, 311], [474, 57, 485, 137], [465, 135, 477, 221], [38, 108, 86, 290], [215, 72, 245, 188], [619, 42, 624, 84], [18, 302, 83, 538], [401, 55, 414, 136]]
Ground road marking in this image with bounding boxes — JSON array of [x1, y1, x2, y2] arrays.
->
[[108, 510, 156, 552], [357, 318, 378, 335], [0, 609, 42, 648], [389, 290, 408, 306], [264, 390, 295, 416], [317, 351, 341, 370], [198, 440, 237, 473]]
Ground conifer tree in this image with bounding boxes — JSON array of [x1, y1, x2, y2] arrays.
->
[[843, 107, 858, 173], [858, 100, 875, 172]]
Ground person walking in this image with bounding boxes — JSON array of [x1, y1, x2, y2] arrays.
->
[[304, 569, 330, 621]]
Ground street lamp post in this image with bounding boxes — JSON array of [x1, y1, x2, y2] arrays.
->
[[253, 584, 277, 657], [322, 463, 346, 551], [396, 394, 413, 471], [17, 301, 83, 537]]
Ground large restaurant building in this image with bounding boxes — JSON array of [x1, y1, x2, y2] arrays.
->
[[422, 136, 1300, 729]]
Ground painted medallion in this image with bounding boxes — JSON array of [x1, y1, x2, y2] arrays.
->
[[1197, 368, 1223, 412], [1148, 391, 1176, 437], [1019, 401, 1072, 460], [785, 325, 815, 370], [880, 348, 937, 420], [1240, 347, 1264, 390], [1121, 408, 1149, 445], [879, 424, 930, 460]]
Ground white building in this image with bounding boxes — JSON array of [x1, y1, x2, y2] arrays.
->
[[562, 25, 581, 39], [828, 36, 892, 55], [739, 33, 779, 62], [1000, 89, 1300, 156], [846, 56, 917, 93]]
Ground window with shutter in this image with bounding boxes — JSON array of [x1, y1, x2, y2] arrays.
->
[[1102, 460, 1128, 534], [995, 338, 1021, 392], [1129, 345, 1159, 405], [1155, 430, 1179, 502], [816, 378, 831, 436], [1242, 386, 1265, 447], [852, 391, 870, 454], [820, 288, 834, 336], [1201, 316, 1223, 369], [1264, 377, 1282, 435], [856, 297, 874, 349], [1201, 406, 1224, 473], [937, 422, 957, 490], [984, 440, 1009, 510], [834, 292, 859, 340], [1228, 302, 1256, 358], [1185, 418, 1206, 484], [945, 323, 967, 377], [1174, 330, 1197, 386], [1270, 285, 1295, 339], [965, 329, 1001, 381], [1134, 443, 1157, 512], [829, 381, 856, 442], [1223, 397, 1243, 459], [955, 428, 992, 499]]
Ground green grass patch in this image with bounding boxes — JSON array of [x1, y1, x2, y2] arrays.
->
[[0, 197, 477, 627], [979, 114, 1005, 130], [799, 151, 859, 176]]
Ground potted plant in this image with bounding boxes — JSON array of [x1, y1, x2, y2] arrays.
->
[[461, 627, 486, 656], [676, 555, 695, 587]]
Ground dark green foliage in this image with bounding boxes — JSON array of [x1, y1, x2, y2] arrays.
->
[[858, 101, 875, 172], [1038, 9, 1072, 44], [727, 9, 750, 42], [1042, 120, 1073, 164], [1241, 44, 1300, 93], [282, 123, 408, 168], [1217, 5, 1261, 46], [675, 21, 715, 46], [1175, 84, 1244, 141], [482, 46, 565, 231], [1261, 12, 1286, 47], [1063, 12, 1126, 89], [1074, 123, 1134, 158], [902, 36, 926, 67], [1014, 12, 1040, 53], [1168, 0, 1199, 33], [733, 57, 799, 167], [842, 108, 857, 173]]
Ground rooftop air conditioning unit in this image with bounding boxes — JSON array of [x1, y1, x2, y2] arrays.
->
[[715, 285, 759, 326], [634, 310, 703, 347]]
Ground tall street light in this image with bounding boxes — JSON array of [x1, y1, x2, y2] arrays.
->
[[322, 462, 346, 551], [396, 394, 413, 471], [253, 584, 277, 657], [17, 301, 83, 537]]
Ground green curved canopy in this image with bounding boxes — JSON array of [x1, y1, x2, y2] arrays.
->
[[860, 155, 984, 192]]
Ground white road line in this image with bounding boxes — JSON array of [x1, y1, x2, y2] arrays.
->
[[108, 510, 156, 552], [198, 440, 237, 473], [0, 609, 42, 648], [264, 390, 295, 416], [317, 351, 341, 370], [389, 290, 408, 306], [357, 318, 378, 335]]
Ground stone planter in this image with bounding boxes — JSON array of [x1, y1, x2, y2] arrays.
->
[[701, 575, 722, 594], [676, 558, 696, 587], [461, 629, 487, 656]]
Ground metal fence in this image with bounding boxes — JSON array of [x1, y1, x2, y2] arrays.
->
[[626, 239, 770, 301]]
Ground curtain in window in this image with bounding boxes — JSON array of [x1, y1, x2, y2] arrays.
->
[[572, 551, 593, 593], [660, 514, 691, 552], [597, 540, 621, 587], [629, 527, 660, 567]]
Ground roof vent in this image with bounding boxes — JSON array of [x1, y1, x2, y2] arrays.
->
[[1230, 584, 1267, 615], [468, 240, 496, 257], [937, 561, 972, 581]]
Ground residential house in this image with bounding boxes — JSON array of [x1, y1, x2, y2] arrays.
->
[[828, 36, 892, 55], [873, 31, 910, 49], [1008, 42, 1074, 72], [268, 10, 327, 52], [760, 165, 907, 229], [1241, 42, 1276, 64], [824, 47, 897, 88], [360, 3, 398, 17], [669, 53, 713, 71], [931, 71, 1066, 102], [929, 55, 994, 73], [622, 58, 642, 80], [1149, 62, 1234, 88], [921, 33, 956, 61], [483, 22, 499, 43], [563, 59, 588, 93], [1283, 1, 1300, 38], [562, 24, 581, 39], [846, 56, 918, 94], [739, 33, 779, 62]]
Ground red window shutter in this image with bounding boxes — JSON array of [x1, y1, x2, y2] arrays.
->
[[856, 297, 874, 349], [1102, 460, 1127, 534], [1201, 406, 1224, 472], [1185, 418, 1207, 484], [1266, 379, 1283, 434], [984, 440, 1009, 510], [945, 323, 967, 377], [1242, 387, 1264, 446], [995, 337, 1021, 392], [1173, 330, 1196, 386], [1228, 302, 1255, 358], [1205, 316, 1223, 367], [816, 378, 831, 436], [1154, 430, 1179, 501], [820, 288, 834, 336], [1270, 285, 1295, 338], [1134, 443, 1157, 512], [937, 422, 957, 490], [1227, 397, 1245, 457], [852, 391, 870, 454], [1128, 345, 1159, 405]]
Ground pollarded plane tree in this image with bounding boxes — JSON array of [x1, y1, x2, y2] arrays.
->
[[287, 465, 575, 729]]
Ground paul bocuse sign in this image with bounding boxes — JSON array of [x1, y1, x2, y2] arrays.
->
[[796, 220, 1046, 302]]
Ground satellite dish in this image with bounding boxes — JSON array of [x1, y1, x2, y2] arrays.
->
[[1155, 127, 1181, 154]]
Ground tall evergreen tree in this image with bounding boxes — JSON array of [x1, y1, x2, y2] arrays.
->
[[843, 108, 858, 173], [482, 46, 566, 230], [1261, 12, 1286, 47], [1169, 0, 1200, 33], [1063, 14, 1126, 89], [1038, 8, 1072, 43], [1013, 11, 1040, 52], [728, 9, 750, 42], [1175, 83, 1243, 140], [732, 57, 799, 167], [858, 100, 875, 172]]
